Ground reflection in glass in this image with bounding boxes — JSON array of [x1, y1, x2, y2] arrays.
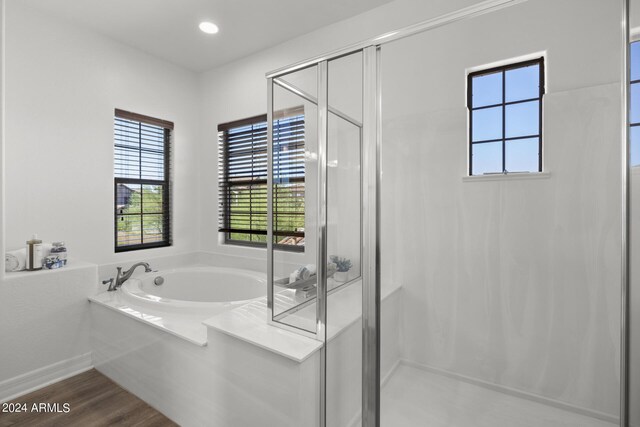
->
[[327, 114, 362, 288], [270, 68, 318, 334]]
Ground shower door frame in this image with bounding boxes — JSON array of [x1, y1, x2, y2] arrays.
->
[[267, 48, 381, 426], [266, 0, 630, 425]]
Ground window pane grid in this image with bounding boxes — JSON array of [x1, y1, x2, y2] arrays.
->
[[471, 96, 541, 111], [469, 58, 544, 175], [472, 133, 541, 143]]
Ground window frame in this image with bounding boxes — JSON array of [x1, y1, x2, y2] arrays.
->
[[114, 109, 173, 252], [218, 111, 305, 252], [467, 57, 545, 176]]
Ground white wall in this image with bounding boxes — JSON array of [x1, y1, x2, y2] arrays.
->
[[381, 0, 621, 416], [0, 0, 201, 398], [197, 0, 484, 262], [4, 0, 201, 265], [198, 0, 624, 419]]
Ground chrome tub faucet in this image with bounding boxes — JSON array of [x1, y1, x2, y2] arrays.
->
[[103, 262, 152, 291]]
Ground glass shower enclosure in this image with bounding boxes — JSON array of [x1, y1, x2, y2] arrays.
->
[[267, 48, 376, 425], [267, 0, 630, 425]]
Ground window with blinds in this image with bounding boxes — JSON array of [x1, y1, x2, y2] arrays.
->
[[114, 109, 172, 252], [218, 109, 305, 251]]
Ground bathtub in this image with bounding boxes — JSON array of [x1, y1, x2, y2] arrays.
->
[[89, 265, 266, 345], [122, 266, 266, 310]]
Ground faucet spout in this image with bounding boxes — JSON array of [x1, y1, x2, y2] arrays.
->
[[108, 262, 152, 291]]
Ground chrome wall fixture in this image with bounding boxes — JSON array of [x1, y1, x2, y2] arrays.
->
[[361, 45, 381, 427], [316, 59, 329, 427], [266, 52, 374, 425]]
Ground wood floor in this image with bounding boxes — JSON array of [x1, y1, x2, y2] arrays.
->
[[0, 369, 177, 427]]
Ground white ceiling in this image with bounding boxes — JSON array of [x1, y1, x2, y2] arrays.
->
[[21, 0, 394, 72]]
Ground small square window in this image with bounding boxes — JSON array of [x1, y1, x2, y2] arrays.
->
[[468, 58, 544, 175]]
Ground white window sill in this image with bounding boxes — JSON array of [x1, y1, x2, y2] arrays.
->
[[462, 172, 551, 182]]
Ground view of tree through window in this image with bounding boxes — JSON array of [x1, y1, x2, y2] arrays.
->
[[114, 110, 172, 251], [218, 112, 305, 250], [468, 58, 544, 175]]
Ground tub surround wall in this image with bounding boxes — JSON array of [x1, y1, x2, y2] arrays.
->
[[91, 282, 402, 427], [92, 302, 319, 427], [0, 249, 272, 403], [0, 262, 97, 402]]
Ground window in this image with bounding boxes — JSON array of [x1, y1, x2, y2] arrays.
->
[[114, 109, 172, 251], [218, 109, 305, 251], [468, 58, 544, 175], [631, 41, 640, 166]]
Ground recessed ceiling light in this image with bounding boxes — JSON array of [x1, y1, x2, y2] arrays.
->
[[199, 22, 219, 34]]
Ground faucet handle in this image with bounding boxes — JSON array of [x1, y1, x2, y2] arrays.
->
[[102, 278, 114, 286]]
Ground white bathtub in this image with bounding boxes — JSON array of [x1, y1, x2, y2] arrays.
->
[[89, 265, 266, 345], [122, 266, 266, 309]]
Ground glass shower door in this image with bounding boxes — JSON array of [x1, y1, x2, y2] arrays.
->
[[325, 50, 365, 427], [269, 64, 320, 336], [267, 49, 371, 426]]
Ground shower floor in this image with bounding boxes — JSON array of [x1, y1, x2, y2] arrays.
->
[[381, 364, 617, 427]]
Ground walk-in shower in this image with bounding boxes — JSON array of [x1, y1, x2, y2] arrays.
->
[[267, 0, 632, 425]]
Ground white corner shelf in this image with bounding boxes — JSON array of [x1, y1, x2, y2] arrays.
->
[[3, 258, 97, 281]]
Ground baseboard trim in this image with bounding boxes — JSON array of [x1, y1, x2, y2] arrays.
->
[[401, 359, 619, 424], [0, 353, 93, 403], [381, 359, 401, 387]]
